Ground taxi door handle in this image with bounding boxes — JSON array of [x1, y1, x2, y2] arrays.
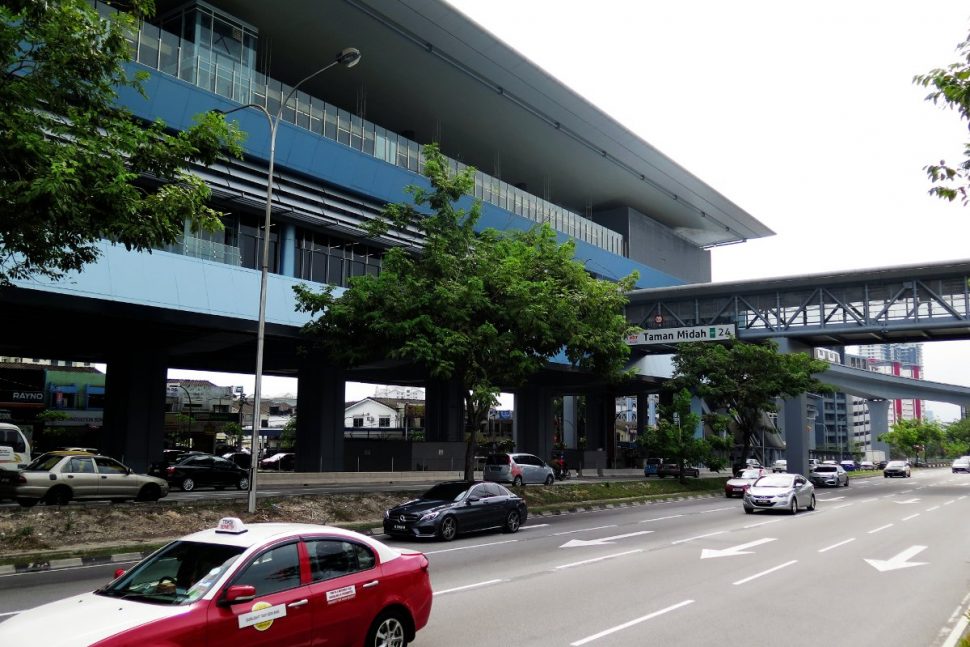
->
[[287, 599, 309, 608], [362, 580, 379, 589]]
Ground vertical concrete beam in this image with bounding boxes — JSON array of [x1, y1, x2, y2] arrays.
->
[[295, 360, 345, 472], [562, 395, 577, 448], [781, 393, 810, 477], [514, 385, 555, 459], [583, 392, 609, 453], [425, 379, 464, 442], [867, 398, 891, 459], [102, 350, 168, 472], [280, 223, 297, 277], [636, 393, 648, 442]]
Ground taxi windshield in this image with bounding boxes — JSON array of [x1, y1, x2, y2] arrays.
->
[[97, 541, 244, 605]]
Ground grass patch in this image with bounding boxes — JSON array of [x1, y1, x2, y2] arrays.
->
[[516, 477, 726, 510]]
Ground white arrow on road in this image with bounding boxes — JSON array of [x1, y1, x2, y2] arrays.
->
[[700, 538, 776, 559], [864, 545, 929, 572], [560, 530, 653, 548], [894, 498, 920, 504]]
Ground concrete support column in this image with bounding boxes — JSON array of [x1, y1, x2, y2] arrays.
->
[[781, 393, 811, 477], [690, 396, 705, 439], [102, 349, 168, 472], [295, 359, 345, 472], [280, 223, 297, 277], [867, 398, 891, 459], [562, 395, 577, 448], [583, 393, 609, 454], [514, 385, 555, 459], [636, 393, 648, 442], [425, 379, 464, 442]]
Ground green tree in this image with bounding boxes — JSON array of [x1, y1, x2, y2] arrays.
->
[[222, 422, 244, 451], [295, 144, 638, 479], [881, 418, 943, 462], [0, 0, 243, 284], [913, 31, 970, 205], [943, 417, 970, 457], [279, 417, 296, 451], [667, 340, 832, 465], [653, 389, 724, 483]]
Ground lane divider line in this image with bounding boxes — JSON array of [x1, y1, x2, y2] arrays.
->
[[902, 513, 920, 521], [554, 525, 616, 536], [423, 540, 518, 555], [434, 579, 504, 596], [868, 524, 893, 534], [818, 538, 855, 553], [671, 530, 726, 545], [733, 560, 798, 586], [556, 549, 642, 570], [570, 599, 695, 646]]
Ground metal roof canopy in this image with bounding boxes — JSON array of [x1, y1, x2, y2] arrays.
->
[[625, 258, 970, 348], [153, 0, 773, 247]]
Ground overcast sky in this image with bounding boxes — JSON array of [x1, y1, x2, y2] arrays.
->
[[174, 1, 970, 420]]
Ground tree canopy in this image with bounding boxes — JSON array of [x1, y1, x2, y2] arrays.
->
[[641, 388, 728, 482], [667, 340, 832, 463], [880, 418, 944, 462], [294, 144, 638, 478], [913, 31, 970, 205], [0, 0, 243, 284]]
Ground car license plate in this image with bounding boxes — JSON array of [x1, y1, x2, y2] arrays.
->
[[394, 524, 406, 530]]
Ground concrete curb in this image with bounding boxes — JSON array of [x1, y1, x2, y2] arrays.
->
[[1, 491, 723, 575]]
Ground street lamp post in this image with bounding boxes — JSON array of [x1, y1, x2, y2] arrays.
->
[[216, 47, 361, 513]]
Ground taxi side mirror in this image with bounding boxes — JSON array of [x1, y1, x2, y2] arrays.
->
[[222, 585, 256, 605]]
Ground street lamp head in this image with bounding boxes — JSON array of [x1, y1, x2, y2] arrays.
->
[[336, 47, 362, 68]]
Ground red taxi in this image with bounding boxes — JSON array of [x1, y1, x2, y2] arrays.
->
[[724, 467, 767, 498], [0, 518, 432, 647]]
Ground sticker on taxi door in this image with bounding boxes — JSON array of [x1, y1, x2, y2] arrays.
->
[[238, 601, 287, 631], [326, 585, 356, 604]]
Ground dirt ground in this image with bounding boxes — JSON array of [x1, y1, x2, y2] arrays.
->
[[0, 493, 404, 558]]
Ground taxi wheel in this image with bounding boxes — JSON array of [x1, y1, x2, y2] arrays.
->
[[512, 475, 523, 487], [366, 610, 408, 647], [437, 515, 458, 541], [544, 474, 554, 486], [503, 510, 521, 533], [807, 494, 816, 511], [180, 477, 195, 492], [46, 486, 71, 506], [137, 484, 161, 502], [237, 476, 250, 490]]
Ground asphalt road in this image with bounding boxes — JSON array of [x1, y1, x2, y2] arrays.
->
[[3, 469, 969, 646]]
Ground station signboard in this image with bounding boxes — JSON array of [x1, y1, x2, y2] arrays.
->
[[626, 324, 736, 346]]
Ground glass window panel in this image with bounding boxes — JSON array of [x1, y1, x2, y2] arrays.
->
[[337, 109, 351, 146], [407, 142, 419, 171], [138, 23, 160, 68], [324, 104, 337, 140], [350, 115, 363, 150], [280, 83, 296, 124], [295, 91, 311, 130], [374, 128, 387, 161], [309, 99, 324, 135], [386, 133, 397, 166], [159, 30, 179, 75], [265, 80, 283, 118], [327, 256, 345, 286]]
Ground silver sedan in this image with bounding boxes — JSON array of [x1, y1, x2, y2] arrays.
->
[[743, 473, 816, 514]]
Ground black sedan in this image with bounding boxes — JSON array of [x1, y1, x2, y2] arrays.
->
[[149, 453, 250, 491], [384, 481, 527, 541]]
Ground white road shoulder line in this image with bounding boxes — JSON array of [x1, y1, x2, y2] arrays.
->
[[733, 560, 798, 586], [570, 599, 694, 646], [434, 579, 504, 596], [819, 538, 855, 553], [554, 525, 616, 536]]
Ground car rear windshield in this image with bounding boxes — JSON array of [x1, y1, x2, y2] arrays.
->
[[485, 454, 510, 465], [24, 454, 63, 471], [814, 466, 837, 472]]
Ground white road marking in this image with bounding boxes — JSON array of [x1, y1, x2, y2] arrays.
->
[[894, 498, 920, 504], [743, 519, 781, 529], [556, 549, 642, 570], [554, 525, 616, 536], [519, 524, 549, 530], [865, 545, 929, 572], [701, 538, 776, 559], [868, 524, 893, 534], [902, 513, 920, 521], [423, 540, 518, 555], [818, 538, 856, 553], [733, 560, 798, 585], [926, 506, 941, 512], [434, 579, 504, 596], [639, 514, 683, 523], [899, 490, 913, 494], [570, 600, 694, 646], [944, 500, 956, 506], [560, 531, 653, 548], [672, 530, 726, 545], [0, 610, 22, 618], [818, 496, 845, 501], [832, 503, 854, 509], [860, 498, 878, 503], [699, 506, 734, 513]]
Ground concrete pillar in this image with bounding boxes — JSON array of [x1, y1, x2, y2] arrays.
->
[[867, 398, 891, 459], [295, 360, 345, 471], [636, 392, 648, 443], [514, 385, 555, 459], [583, 392, 609, 454], [562, 395, 577, 448], [425, 379, 464, 442], [781, 393, 811, 477], [101, 349, 168, 472], [690, 396, 704, 439], [280, 223, 297, 277]]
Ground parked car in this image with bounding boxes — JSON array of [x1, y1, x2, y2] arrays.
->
[[0, 517, 433, 646], [657, 462, 700, 478], [384, 480, 527, 541], [771, 459, 787, 473], [884, 460, 912, 478], [643, 457, 663, 477], [808, 458, 821, 468], [150, 453, 250, 492], [839, 460, 858, 471], [483, 452, 555, 486], [809, 463, 849, 487], [952, 458, 970, 473], [877, 460, 888, 470], [1, 452, 168, 507], [259, 452, 295, 471], [724, 467, 767, 498], [859, 460, 875, 470], [743, 473, 816, 514], [221, 451, 252, 469]]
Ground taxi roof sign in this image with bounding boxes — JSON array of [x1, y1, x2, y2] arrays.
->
[[215, 517, 248, 534]]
